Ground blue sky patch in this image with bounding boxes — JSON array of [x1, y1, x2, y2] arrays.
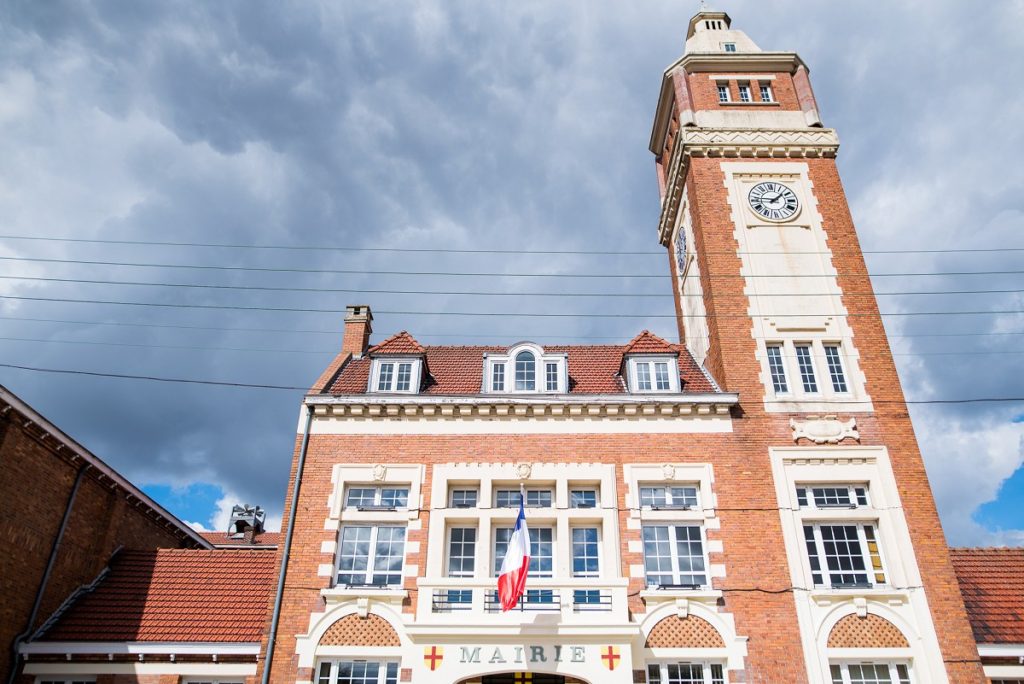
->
[[143, 482, 224, 530], [974, 462, 1024, 532]]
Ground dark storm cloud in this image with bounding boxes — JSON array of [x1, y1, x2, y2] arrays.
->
[[0, 1, 1020, 541]]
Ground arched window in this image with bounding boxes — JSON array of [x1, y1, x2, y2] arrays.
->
[[514, 351, 536, 391]]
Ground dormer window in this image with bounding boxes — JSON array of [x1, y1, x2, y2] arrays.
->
[[723, 42, 737, 52], [485, 344, 567, 393], [370, 358, 422, 393], [626, 356, 680, 393]]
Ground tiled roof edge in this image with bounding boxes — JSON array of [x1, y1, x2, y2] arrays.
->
[[29, 548, 120, 642]]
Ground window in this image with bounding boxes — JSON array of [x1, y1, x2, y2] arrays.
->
[[716, 83, 730, 103], [738, 83, 751, 102], [804, 523, 886, 588], [492, 362, 505, 391], [376, 362, 412, 391], [640, 485, 698, 509], [40, 680, 95, 684], [796, 484, 868, 509], [630, 358, 677, 392], [336, 526, 406, 586], [829, 663, 910, 684], [496, 488, 552, 508], [317, 661, 399, 684], [572, 526, 602, 607], [515, 351, 536, 391], [570, 489, 597, 508], [794, 344, 818, 393], [448, 527, 476, 577], [495, 526, 553, 577], [647, 662, 725, 684], [824, 345, 849, 392], [545, 362, 559, 391], [759, 83, 774, 102], [642, 525, 707, 588], [766, 344, 789, 393], [723, 42, 737, 52], [450, 489, 478, 508], [345, 486, 409, 510]]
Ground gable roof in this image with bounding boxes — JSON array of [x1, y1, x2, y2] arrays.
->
[[950, 547, 1024, 644], [369, 331, 425, 355], [325, 336, 717, 396], [35, 549, 275, 643], [623, 330, 677, 355]]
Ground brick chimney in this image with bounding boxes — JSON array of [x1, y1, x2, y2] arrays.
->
[[342, 304, 373, 358]]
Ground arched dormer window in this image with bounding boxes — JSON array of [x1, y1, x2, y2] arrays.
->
[[514, 351, 536, 391], [485, 344, 566, 394]]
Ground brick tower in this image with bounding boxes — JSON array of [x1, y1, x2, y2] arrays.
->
[[649, 10, 983, 682]]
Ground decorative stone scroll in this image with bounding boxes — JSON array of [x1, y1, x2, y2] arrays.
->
[[790, 415, 858, 444]]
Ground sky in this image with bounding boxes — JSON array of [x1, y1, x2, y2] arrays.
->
[[0, 1, 1021, 545]]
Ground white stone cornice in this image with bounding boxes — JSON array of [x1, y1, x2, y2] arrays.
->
[[657, 127, 839, 246]]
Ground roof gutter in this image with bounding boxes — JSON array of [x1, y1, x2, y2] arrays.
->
[[261, 404, 313, 684], [7, 464, 89, 684]]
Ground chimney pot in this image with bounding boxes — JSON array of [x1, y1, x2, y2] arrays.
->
[[342, 304, 374, 358]]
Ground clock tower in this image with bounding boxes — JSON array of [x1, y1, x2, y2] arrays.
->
[[649, 9, 983, 682]]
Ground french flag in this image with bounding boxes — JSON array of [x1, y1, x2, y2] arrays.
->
[[497, 497, 531, 611]]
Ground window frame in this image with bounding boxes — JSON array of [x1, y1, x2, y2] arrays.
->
[[759, 82, 774, 102], [344, 485, 410, 511], [570, 488, 598, 509], [335, 524, 407, 588], [646, 660, 727, 684], [315, 660, 400, 684], [716, 82, 731, 103], [484, 345, 567, 394], [639, 484, 699, 510], [641, 523, 709, 589], [737, 82, 752, 103], [764, 340, 858, 400], [627, 356, 681, 393], [449, 488, 479, 508], [828, 661, 912, 684], [722, 42, 737, 52], [824, 344, 849, 393], [803, 521, 887, 589], [796, 484, 869, 510], [493, 524, 554, 578], [794, 343, 819, 393], [446, 525, 477, 578], [369, 357, 421, 394], [495, 487, 553, 508]]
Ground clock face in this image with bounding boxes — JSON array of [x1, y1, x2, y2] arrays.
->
[[675, 229, 687, 271], [748, 181, 799, 221]]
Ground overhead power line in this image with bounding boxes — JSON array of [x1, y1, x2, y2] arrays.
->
[[1, 361, 1023, 405], [2, 233, 1023, 256], [0, 334, 1021, 358], [2, 293, 1023, 318], [2, 315, 1022, 342], [2, 255, 1023, 279], [1, 274, 1022, 299]]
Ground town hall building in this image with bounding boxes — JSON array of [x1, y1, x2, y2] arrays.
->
[[12, 9, 1024, 684]]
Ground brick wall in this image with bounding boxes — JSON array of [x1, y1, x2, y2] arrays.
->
[[685, 71, 800, 111], [0, 408, 197, 680]]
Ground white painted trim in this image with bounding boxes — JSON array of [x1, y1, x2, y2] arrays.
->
[[20, 642, 260, 656], [984, 664, 1024, 677], [706, 73, 777, 80], [305, 392, 735, 406], [978, 643, 1024, 656], [24, 663, 256, 676]]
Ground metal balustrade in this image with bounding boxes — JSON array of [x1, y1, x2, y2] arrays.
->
[[417, 579, 629, 624]]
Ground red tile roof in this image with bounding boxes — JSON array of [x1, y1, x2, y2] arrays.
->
[[370, 331, 425, 355], [38, 549, 275, 643], [200, 531, 282, 547], [326, 339, 716, 395], [950, 547, 1024, 644], [623, 330, 676, 355]]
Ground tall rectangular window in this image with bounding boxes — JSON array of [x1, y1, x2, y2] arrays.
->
[[716, 83, 730, 103], [495, 526, 553, 577], [491, 363, 505, 391], [766, 344, 788, 393], [759, 83, 774, 102], [804, 523, 886, 588], [394, 363, 412, 391], [738, 83, 751, 102], [795, 344, 818, 393], [572, 526, 601, 607], [447, 527, 476, 577], [545, 362, 559, 391], [515, 352, 536, 391], [636, 362, 652, 390], [376, 364, 394, 391], [824, 345, 848, 392], [336, 526, 406, 586], [641, 525, 707, 588]]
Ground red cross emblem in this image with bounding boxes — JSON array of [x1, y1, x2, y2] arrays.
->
[[423, 645, 444, 671], [600, 645, 621, 670]]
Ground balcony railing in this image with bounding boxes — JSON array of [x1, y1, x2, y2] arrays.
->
[[416, 578, 629, 624]]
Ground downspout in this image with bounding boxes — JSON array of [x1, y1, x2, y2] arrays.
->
[[7, 464, 90, 684], [262, 404, 313, 684]]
